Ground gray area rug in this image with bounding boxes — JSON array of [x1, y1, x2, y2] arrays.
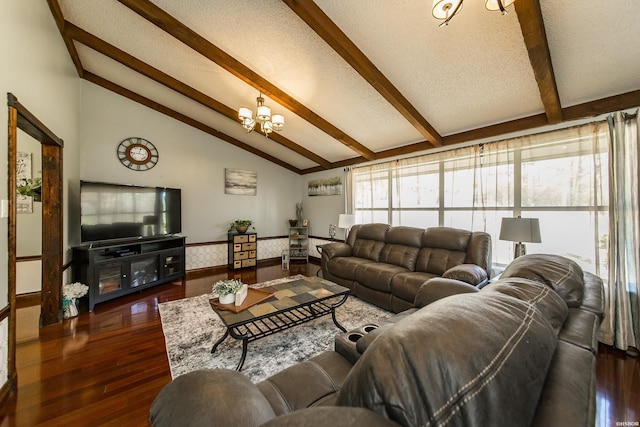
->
[[158, 275, 391, 383]]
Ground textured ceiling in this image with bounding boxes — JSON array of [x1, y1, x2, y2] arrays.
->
[[50, 0, 640, 174]]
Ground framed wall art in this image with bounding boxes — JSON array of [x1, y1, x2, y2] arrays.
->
[[225, 168, 257, 196], [308, 176, 342, 196]]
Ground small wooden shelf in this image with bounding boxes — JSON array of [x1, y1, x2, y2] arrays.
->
[[288, 226, 308, 262], [228, 232, 257, 270]]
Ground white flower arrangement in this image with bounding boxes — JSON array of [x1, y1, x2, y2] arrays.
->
[[212, 279, 244, 296], [63, 282, 89, 300]]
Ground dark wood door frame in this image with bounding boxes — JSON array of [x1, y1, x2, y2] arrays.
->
[[3, 93, 64, 399]]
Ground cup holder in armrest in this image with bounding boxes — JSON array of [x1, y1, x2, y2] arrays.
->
[[335, 323, 381, 364], [348, 333, 364, 342], [363, 324, 378, 333]]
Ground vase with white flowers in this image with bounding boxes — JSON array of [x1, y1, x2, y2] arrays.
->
[[62, 282, 89, 319], [212, 279, 244, 304]]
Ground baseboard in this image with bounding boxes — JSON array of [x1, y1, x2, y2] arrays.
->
[[186, 256, 320, 279], [16, 292, 41, 308]]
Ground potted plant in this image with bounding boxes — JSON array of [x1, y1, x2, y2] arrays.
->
[[212, 279, 244, 304], [17, 176, 42, 201], [228, 219, 254, 234]]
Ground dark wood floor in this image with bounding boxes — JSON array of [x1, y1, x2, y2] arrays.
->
[[0, 261, 638, 426]]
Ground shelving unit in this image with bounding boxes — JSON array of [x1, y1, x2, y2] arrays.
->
[[289, 226, 309, 262], [228, 232, 257, 270], [72, 236, 186, 311]]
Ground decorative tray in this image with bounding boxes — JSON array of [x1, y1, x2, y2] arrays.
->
[[210, 288, 275, 313]]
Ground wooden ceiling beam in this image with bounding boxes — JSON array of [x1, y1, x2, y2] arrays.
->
[[46, 0, 83, 78], [64, 22, 331, 169], [117, 0, 377, 161], [515, 0, 562, 124], [83, 72, 303, 174], [563, 89, 640, 121], [283, 0, 442, 148]]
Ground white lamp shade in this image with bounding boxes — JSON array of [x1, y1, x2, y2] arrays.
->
[[238, 107, 253, 121], [257, 105, 271, 121], [271, 114, 284, 131], [338, 214, 355, 229], [485, 0, 515, 11], [432, 0, 463, 19], [499, 217, 541, 243]]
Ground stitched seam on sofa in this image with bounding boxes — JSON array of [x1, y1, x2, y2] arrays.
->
[[308, 359, 340, 392], [262, 379, 293, 413], [425, 286, 552, 427], [554, 264, 573, 288]]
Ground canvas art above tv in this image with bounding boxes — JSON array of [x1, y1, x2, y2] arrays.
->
[[80, 181, 182, 244]]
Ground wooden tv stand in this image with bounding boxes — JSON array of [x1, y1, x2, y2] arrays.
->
[[72, 236, 185, 311]]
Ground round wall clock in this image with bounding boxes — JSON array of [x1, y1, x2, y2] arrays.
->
[[117, 137, 158, 171]]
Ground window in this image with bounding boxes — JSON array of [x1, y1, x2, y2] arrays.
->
[[352, 123, 609, 275]]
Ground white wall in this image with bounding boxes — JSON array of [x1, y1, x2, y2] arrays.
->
[[77, 82, 302, 245], [0, 0, 82, 390]]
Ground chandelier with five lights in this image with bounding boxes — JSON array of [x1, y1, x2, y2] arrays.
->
[[238, 92, 284, 137], [432, 0, 515, 27]]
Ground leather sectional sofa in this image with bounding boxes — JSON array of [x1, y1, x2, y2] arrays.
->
[[150, 253, 604, 427], [321, 224, 492, 312]]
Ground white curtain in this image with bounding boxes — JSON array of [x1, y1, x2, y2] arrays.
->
[[351, 122, 609, 274], [600, 110, 640, 352]]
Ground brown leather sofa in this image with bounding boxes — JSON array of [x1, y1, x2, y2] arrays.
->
[[321, 224, 492, 312], [150, 254, 604, 427]]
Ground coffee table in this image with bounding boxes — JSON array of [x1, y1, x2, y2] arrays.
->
[[209, 276, 350, 371]]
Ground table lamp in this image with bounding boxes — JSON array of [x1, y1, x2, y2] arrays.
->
[[499, 216, 541, 258], [338, 214, 355, 242]]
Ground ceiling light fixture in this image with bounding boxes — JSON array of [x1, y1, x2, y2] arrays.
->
[[238, 92, 284, 137], [432, 0, 515, 27]]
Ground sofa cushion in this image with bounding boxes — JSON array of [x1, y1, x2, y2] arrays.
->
[[530, 341, 596, 427], [336, 289, 560, 427], [581, 272, 605, 319], [501, 254, 585, 308], [378, 244, 420, 271], [482, 278, 569, 335], [326, 257, 374, 281], [422, 226, 471, 251], [442, 263, 488, 285], [558, 308, 600, 353], [355, 263, 410, 293], [378, 227, 422, 270], [390, 272, 437, 303], [352, 240, 386, 262], [415, 247, 467, 275], [257, 351, 353, 416]]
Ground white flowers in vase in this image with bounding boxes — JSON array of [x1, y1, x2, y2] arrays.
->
[[212, 279, 244, 305], [63, 282, 89, 299], [62, 282, 88, 319]]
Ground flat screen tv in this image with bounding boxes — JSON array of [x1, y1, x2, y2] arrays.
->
[[80, 181, 181, 244]]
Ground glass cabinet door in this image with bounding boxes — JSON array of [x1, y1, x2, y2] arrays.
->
[[163, 250, 183, 278], [130, 257, 159, 288], [96, 263, 124, 295]]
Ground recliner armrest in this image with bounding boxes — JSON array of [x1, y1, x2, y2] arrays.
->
[[320, 242, 352, 259], [414, 277, 479, 308], [149, 369, 276, 427], [442, 263, 488, 287]]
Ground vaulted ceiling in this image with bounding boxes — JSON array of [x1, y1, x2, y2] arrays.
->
[[48, 0, 640, 174]]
